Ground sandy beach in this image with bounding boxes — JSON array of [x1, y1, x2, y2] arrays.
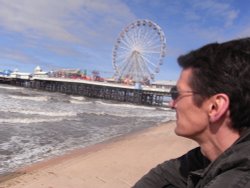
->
[[0, 121, 197, 188]]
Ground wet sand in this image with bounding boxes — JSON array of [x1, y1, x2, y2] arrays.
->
[[0, 121, 197, 188]]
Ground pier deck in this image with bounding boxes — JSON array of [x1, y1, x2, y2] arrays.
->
[[0, 76, 172, 106]]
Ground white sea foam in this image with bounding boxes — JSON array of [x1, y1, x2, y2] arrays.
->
[[0, 83, 172, 176], [2, 141, 61, 171], [0, 85, 24, 90], [0, 108, 77, 117], [69, 96, 86, 101], [69, 100, 92, 105], [160, 115, 176, 123], [156, 106, 172, 111], [95, 101, 157, 110], [1, 134, 93, 173], [0, 117, 70, 124], [132, 112, 173, 118], [83, 110, 169, 118], [86, 112, 106, 116], [10, 95, 49, 102]]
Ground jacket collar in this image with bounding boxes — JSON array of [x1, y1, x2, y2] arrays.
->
[[188, 128, 250, 187]]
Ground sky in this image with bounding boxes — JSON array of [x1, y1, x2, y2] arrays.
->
[[0, 0, 249, 81]]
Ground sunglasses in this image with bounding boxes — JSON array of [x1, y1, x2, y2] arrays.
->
[[169, 86, 198, 101]]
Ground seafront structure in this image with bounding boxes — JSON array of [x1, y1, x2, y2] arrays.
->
[[0, 71, 174, 107], [0, 19, 172, 106]]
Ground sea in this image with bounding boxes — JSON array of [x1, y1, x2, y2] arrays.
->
[[0, 83, 176, 176]]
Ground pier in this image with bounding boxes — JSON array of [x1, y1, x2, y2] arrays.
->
[[0, 76, 172, 106]]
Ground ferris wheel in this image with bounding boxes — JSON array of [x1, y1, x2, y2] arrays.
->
[[112, 19, 166, 84]]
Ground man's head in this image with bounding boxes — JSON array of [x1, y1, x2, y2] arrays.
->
[[177, 37, 250, 132]]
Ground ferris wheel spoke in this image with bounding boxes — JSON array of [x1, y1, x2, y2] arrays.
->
[[143, 28, 160, 42], [144, 39, 160, 50], [137, 27, 148, 45], [120, 39, 133, 50], [145, 35, 161, 48], [139, 65, 153, 81], [143, 41, 161, 51], [146, 45, 161, 53], [122, 33, 134, 48], [140, 54, 158, 69], [144, 63, 154, 74], [137, 59, 151, 78], [143, 65, 154, 79], [141, 49, 162, 54], [137, 27, 144, 42], [119, 45, 132, 53], [116, 59, 130, 71], [141, 25, 153, 39], [119, 56, 135, 74], [124, 34, 135, 47], [117, 54, 133, 64], [139, 31, 155, 48], [141, 51, 159, 61], [119, 61, 132, 77], [126, 30, 138, 46]]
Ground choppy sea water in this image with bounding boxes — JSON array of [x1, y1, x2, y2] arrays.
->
[[0, 84, 175, 175]]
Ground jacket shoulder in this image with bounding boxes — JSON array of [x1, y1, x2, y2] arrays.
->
[[204, 169, 250, 188], [133, 147, 209, 188]]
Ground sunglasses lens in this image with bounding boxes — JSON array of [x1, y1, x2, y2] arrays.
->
[[171, 93, 178, 100], [170, 86, 178, 100]]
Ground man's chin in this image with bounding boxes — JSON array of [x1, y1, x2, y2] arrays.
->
[[174, 127, 182, 136], [174, 127, 190, 138]]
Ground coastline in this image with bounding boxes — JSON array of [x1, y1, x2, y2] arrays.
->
[[0, 121, 197, 188]]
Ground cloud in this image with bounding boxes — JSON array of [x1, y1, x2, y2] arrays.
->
[[0, 0, 138, 72], [189, 0, 239, 27], [238, 26, 250, 38], [0, 0, 135, 45], [156, 0, 238, 28], [0, 46, 43, 69], [0, 1, 75, 42]]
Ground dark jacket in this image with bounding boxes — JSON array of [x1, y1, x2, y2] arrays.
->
[[133, 129, 250, 188]]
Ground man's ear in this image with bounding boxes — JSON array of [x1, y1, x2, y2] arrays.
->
[[208, 94, 229, 123]]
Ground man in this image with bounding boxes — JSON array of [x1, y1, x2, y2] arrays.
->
[[133, 37, 250, 188]]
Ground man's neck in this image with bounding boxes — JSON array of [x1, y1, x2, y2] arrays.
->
[[198, 126, 240, 161]]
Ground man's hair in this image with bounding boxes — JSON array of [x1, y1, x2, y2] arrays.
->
[[177, 37, 250, 131]]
